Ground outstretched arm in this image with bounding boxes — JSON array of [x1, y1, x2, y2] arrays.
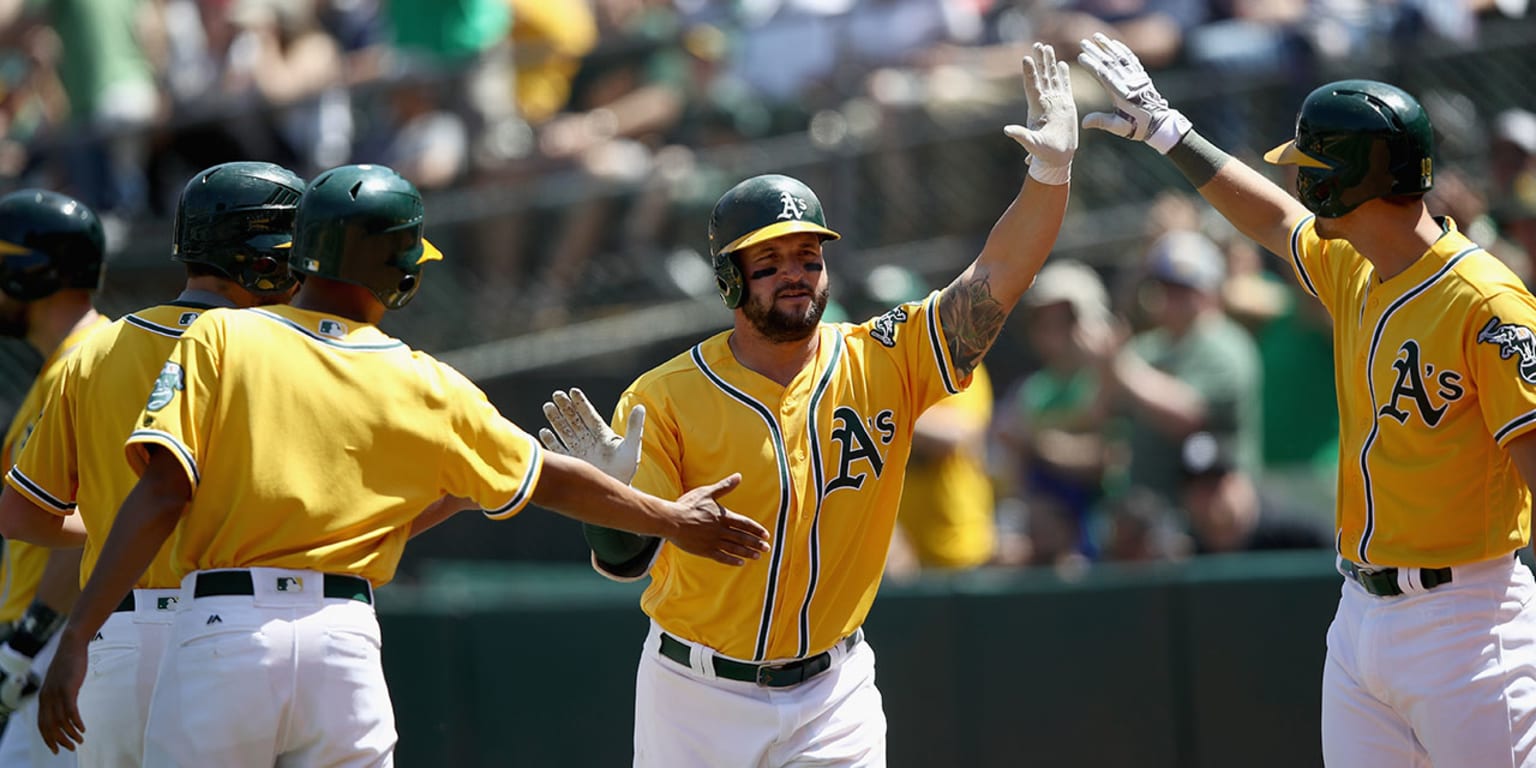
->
[[1076, 34, 1310, 260], [939, 43, 1077, 379]]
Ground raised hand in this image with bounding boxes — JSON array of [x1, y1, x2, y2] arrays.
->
[[539, 388, 644, 484], [664, 474, 771, 566], [1076, 33, 1191, 154], [1004, 42, 1078, 185]]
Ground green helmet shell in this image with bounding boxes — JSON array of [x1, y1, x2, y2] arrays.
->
[[707, 174, 841, 309], [288, 164, 441, 310], [173, 162, 306, 296], [0, 189, 104, 301], [1264, 79, 1435, 218]]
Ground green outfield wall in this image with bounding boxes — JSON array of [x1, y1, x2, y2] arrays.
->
[[375, 550, 1423, 767]]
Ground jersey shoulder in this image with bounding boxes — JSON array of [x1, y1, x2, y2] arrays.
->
[[1447, 246, 1531, 300], [625, 329, 732, 395]]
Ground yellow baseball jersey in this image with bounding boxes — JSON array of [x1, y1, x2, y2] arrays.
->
[[6, 302, 224, 591], [896, 363, 995, 569], [619, 293, 966, 661], [124, 305, 545, 587], [1287, 215, 1534, 567], [0, 315, 110, 622]]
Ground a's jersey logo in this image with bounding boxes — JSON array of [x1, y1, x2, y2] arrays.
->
[[146, 362, 185, 412], [1477, 315, 1536, 384], [1377, 339, 1463, 427], [777, 191, 809, 221], [825, 407, 895, 494], [870, 306, 909, 348]]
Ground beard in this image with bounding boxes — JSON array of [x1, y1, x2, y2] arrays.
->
[[0, 300, 26, 339], [743, 283, 830, 343]]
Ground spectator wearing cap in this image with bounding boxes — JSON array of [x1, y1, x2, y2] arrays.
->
[[996, 259, 1116, 562], [1179, 432, 1329, 554], [1490, 108, 1536, 274], [1082, 230, 1262, 508]]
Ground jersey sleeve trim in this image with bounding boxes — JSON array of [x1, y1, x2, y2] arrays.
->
[[125, 429, 201, 489], [1495, 409, 1536, 446], [1289, 216, 1319, 299], [589, 543, 663, 583], [924, 294, 961, 395], [3, 467, 74, 514], [482, 437, 544, 521]]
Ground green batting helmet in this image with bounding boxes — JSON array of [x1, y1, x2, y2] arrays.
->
[[1264, 79, 1435, 218], [707, 174, 840, 309], [173, 161, 306, 296], [0, 189, 104, 302], [286, 164, 442, 310]]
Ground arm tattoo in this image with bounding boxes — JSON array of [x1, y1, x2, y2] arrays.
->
[[938, 273, 1008, 379]]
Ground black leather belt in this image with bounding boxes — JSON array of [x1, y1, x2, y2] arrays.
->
[[114, 593, 135, 613], [1340, 559, 1452, 597], [658, 629, 863, 688], [193, 570, 373, 605]]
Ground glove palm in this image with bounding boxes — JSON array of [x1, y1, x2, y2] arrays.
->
[[539, 388, 644, 484], [1004, 42, 1078, 185]]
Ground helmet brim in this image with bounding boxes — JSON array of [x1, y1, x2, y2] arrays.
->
[[718, 220, 841, 256], [1263, 140, 1331, 169], [415, 237, 443, 265]]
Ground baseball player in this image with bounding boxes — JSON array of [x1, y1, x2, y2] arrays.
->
[[0, 161, 305, 767], [1077, 33, 1536, 765], [538, 43, 1077, 767], [33, 163, 770, 766], [0, 188, 109, 768]]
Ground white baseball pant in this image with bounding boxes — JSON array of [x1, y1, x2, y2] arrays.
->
[[0, 631, 75, 767], [144, 568, 394, 768], [76, 587, 179, 768], [634, 620, 887, 767], [1323, 551, 1536, 767]]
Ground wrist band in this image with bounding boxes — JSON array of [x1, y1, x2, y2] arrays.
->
[[1147, 110, 1192, 155], [1028, 159, 1072, 186]]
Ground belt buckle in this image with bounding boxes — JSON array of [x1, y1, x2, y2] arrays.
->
[[755, 661, 795, 688]]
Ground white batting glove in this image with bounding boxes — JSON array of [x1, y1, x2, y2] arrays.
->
[[1076, 33, 1191, 154], [1004, 42, 1078, 186], [539, 388, 644, 485], [0, 643, 39, 715]]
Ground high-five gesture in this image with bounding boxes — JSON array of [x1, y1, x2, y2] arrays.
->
[[1077, 33, 1191, 154], [540, 388, 644, 484], [1004, 42, 1078, 185]]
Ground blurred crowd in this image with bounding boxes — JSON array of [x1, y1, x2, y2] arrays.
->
[[2, 1, 1526, 279], [2, 0, 1534, 574]]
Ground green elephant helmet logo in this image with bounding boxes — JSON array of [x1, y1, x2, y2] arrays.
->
[[146, 362, 185, 412]]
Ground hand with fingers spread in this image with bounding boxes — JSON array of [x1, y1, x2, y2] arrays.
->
[[1004, 42, 1078, 185], [661, 474, 773, 566], [1076, 33, 1191, 154], [539, 388, 644, 484]]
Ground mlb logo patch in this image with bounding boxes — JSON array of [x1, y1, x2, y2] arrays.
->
[[157, 596, 179, 611], [318, 319, 347, 338], [277, 576, 305, 592], [179, 312, 199, 326]]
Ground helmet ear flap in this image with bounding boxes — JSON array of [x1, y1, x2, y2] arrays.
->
[[714, 252, 744, 309]]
